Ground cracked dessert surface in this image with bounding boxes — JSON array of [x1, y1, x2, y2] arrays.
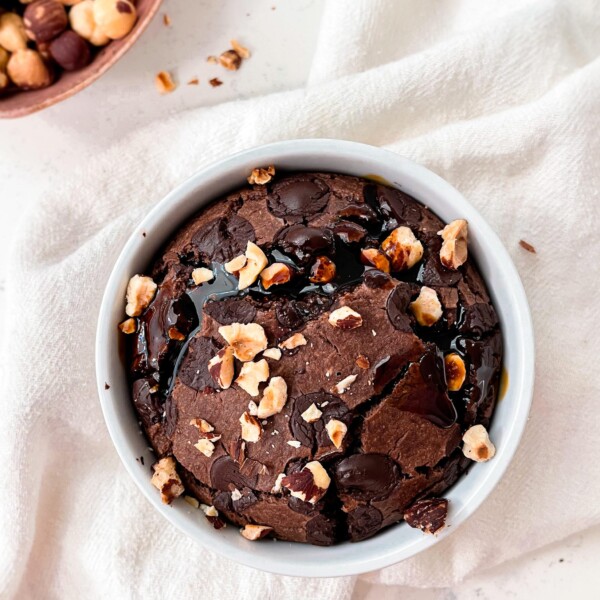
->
[[124, 171, 502, 544]]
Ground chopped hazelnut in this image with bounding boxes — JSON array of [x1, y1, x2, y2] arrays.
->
[[155, 70, 176, 94], [333, 374, 357, 394], [235, 359, 269, 397], [271, 473, 286, 493], [445, 353, 466, 391], [239, 411, 262, 442], [168, 327, 185, 341], [194, 438, 215, 457], [190, 418, 214, 433], [438, 219, 468, 270], [381, 226, 424, 271], [231, 38, 250, 59], [462, 424, 496, 462], [287, 440, 301, 448], [125, 274, 157, 317], [328, 306, 363, 330], [325, 419, 347, 449], [208, 346, 235, 389], [409, 286, 443, 326], [301, 403, 322, 423], [219, 49, 241, 70], [355, 354, 370, 369], [309, 256, 336, 284], [282, 461, 331, 504], [118, 317, 137, 334], [218, 322, 268, 361], [238, 242, 268, 290], [257, 376, 288, 418], [247, 400, 258, 416], [260, 262, 293, 289], [200, 504, 219, 518], [519, 239, 536, 254], [184, 495, 199, 509], [247, 165, 275, 185], [224, 254, 247, 274], [151, 457, 184, 504], [262, 348, 282, 361], [279, 333, 307, 350], [191, 267, 214, 285], [360, 248, 390, 273], [240, 524, 272, 541]]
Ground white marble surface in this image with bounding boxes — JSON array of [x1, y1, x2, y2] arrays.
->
[[0, 1, 599, 597]]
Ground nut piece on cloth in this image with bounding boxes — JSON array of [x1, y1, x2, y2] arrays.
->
[[151, 457, 184, 504], [208, 346, 235, 389], [462, 424, 496, 462], [381, 226, 424, 271], [218, 322, 268, 361], [282, 461, 331, 504], [240, 524, 272, 541], [125, 274, 157, 317], [409, 286, 442, 326], [404, 498, 448, 534], [438, 219, 468, 270], [257, 376, 287, 418]]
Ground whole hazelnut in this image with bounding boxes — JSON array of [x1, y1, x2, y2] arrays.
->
[[0, 12, 28, 52], [0, 71, 9, 92], [49, 30, 90, 70], [69, 0, 109, 46], [93, 0, 137, 40], [24, 0, 68, 43], [7, 48, 52, 89]]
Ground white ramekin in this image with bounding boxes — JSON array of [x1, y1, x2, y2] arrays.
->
[[96, 139, 534, 578]]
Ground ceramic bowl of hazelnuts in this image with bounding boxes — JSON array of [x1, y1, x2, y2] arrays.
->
[[0, 0, 161, 118]]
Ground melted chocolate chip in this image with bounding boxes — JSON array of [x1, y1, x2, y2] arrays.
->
[[178, 336, 220, 391], [347, 505, 383, 542], [132, 377, 163, 425], [203, 297, 257, 325], [363, 268, 394, 290], [374, 185, 423, 230], [386, 282, 418, 332], [192, 215, 255, 263], [306, 513, 339, 546], [268, 177, 329, 219], [330, 221, 367, 244], [338, 204, 379, 227], [334, 454, 399, 500], [210, 456, 258, 491], [277, 225, 335, 264]]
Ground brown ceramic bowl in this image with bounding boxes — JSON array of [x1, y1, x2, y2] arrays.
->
[[0, 0, 162, 119]]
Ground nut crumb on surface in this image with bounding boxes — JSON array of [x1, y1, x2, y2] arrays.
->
[[184, 495, 199, 509], [462, 424, 496, 462], [162, 13, 171, 26], [248, 165, 276, 185], [187, 77, 199, 86], [219, 49, 242, 71], [231, 38, 250, 59], [155, 71, 176, 94], [209, 77, 223, 87], [240, 524, 272, 541], [333, 374, 357, 394], [519, 239, 536, 253], [301, 403, 322, 423]]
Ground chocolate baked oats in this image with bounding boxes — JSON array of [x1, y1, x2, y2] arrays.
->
[[119, 169, 501, 545]]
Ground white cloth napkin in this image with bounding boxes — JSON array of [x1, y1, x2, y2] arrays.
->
[[2, 0, 600, 597]]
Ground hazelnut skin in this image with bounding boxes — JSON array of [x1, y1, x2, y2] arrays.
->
[[49, 30, 90, 70], [24, 0, 68, 43], [93, 0, 137, 40], [0, 12, 28, 52], [69, 0, 110, 46], [7, 48, 52, 89]]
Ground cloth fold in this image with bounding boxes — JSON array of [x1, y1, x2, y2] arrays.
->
[[1, 0, 600, 597]]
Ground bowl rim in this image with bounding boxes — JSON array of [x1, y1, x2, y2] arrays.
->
[[0, 0, 163, 119], [96, 139, 535, 577]]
